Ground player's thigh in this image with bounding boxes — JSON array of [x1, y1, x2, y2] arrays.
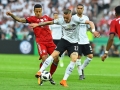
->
[[55, 39, 67, 57], [53, 40, 60, 46], [47, 42, 56, 55], [67, 43, 78, 58], [37, 43, 48, 59], [83, 44, 93, 56], [78, 45, 83, 56]]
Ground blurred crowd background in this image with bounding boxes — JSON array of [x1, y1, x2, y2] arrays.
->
[[0, 0, 120, 57]]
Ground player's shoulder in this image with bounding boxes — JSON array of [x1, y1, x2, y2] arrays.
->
[[110, 18, 117, 24], [72, 14, 78, 18], [43, 14, 50, 18], [82, 14, 89, 19]]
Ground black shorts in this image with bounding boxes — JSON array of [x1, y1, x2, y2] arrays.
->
[[55, 39, 78, 57], [53, 40, 60, 46], [78, 44, 93, 56]]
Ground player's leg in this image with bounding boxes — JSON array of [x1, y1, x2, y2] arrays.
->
[[37, 43, 49, 85], [59, 51, 66, 67], [35, 40, 65, 85], [60, 43, 78, 87], [37, 43, 48, 68], [75, 45, 83, 80], [35, 50, 60, 85], [48, 41, 59, 76], [80, 44, 93, 79], [53, 39, 65, 67]]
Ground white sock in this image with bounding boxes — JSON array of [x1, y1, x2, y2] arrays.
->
[[81, 57, 92, 70], [59, 52, 65, 67], [39, 56, 54, 72], [76, 59, 82, 75], [60, 52, 65, 60], [63, 61, 75, 80]]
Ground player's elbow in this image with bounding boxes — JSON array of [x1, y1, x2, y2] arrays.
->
[[86, 20, 93, 24]]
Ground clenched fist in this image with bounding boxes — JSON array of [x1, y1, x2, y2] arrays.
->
[[6, 12, 13, 16]]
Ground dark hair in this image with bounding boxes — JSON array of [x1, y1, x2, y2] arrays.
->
[[77, 4, 84, 7], [115, 5, 120, 15], [34, 4, 42, 10], [63, 9, 71, 15]]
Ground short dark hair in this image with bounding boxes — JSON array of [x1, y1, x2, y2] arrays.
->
[[115, 5, 120, 15], [63, 9, 71, 15], [77, 4, 84, 7], [34, 4, 42, 10]]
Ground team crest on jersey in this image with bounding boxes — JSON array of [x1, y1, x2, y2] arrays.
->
[[43, 18, 47, 21], [63, 24, 76, 30], [40, 19, 44, 22]]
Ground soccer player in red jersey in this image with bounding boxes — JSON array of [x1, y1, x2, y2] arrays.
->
[[101, 5, 120, 61], [6, 4, 59, 85]]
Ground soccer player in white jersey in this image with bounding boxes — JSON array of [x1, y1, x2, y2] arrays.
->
[[49, 12, 65, 67], [74, 4, 100, 80], [29, 9, 99, 87]]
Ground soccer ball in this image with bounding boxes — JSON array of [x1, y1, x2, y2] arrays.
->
[[41, 70, 51, 81]]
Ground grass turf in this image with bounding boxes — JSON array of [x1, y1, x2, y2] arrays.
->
[[0, 54, 120, 90]]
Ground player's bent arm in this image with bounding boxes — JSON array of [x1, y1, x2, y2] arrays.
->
[[85, 20, 95, 32], [39, 21, 54, 26]]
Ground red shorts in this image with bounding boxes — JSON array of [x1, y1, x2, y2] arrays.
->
[[37, 42, 56, 60]]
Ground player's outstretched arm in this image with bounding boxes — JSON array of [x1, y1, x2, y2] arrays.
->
[[29, 21, 54, 28], [101, 34, 114, 61], [6, 12, 26, 23]]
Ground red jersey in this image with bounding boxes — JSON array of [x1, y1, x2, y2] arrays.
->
[[26, 15, 53, 43], [109, 17, 120, 39]]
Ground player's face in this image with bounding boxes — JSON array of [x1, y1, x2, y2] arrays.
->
[[53, 14, 58, 19], [76, 5, 84, 15], [34, 8, 42, 18], [63, 14, 71, 23]]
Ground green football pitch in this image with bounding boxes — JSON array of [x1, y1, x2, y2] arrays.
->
[[0, 54, 120, 90]]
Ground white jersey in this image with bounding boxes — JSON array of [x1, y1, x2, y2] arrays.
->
[[53, 16, 86, 43], [49, 24, 62, 40], [74, 14, 90, 44]]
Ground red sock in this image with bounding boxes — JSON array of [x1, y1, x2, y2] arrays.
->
[[50, 63, 58, 76], [39, 62, 43, 68]]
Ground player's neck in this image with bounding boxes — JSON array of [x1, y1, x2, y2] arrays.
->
[[77, 13, 82, 17]]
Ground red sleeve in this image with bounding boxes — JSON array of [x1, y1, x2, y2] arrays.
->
[[45, 15, 53, 21], [109, 20, 116, 34], [25, 16, 33, 23]]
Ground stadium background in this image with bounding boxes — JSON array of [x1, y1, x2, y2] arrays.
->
[[0, 0, 120, 57], [0, 0, 120, 90]]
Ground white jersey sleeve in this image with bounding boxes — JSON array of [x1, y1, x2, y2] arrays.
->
[[72, 15, 86, 24], [53, 18, 64, 24], [49, 24, 62, 40]]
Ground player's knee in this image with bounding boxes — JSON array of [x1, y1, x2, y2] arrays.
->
[[70, 52, 78, 62], [51, 50, 60, 59], [53, 57, 59, 64], [78, 55, 81, 59], [87, 54, 93, 59], [42, 55, 48, 62]]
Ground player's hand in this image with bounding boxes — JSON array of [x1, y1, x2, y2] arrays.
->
[[93, 31, 100, 38], [6, 12, 13, 16], [101, 53, 108, 62], [29, 23, 39, 28]]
